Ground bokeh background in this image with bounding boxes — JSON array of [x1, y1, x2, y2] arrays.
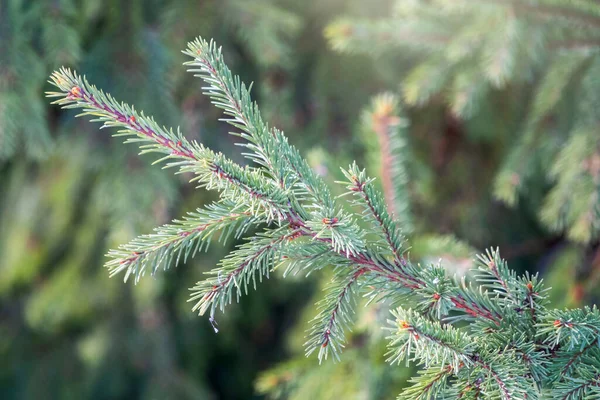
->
[[2, 0, 599, 399]]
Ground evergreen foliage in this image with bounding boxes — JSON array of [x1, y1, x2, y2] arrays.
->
[[2, 2, 321, 398], [257, 90, 477, 399], [325, 0, 600, 245], [48, 36, 600, 399]]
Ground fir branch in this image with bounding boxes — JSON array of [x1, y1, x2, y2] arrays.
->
[[474, 248, 518, 304], [49, 40, 506, 354], [105, 200, 258, 283], [360, 250, 502, 325], [280, 241, 349, 278], [467, 348, 532, 399], [304, 266, 367, 363], [456, 379, 483, 399], [398, 365, 454, 400], [47, 56, 505, 340], [304, 212, 367, 258], [187, 151, 291, 223], [387, 308, 474, 370], [182, 38, 335, 212], [189, 227, 296, 316], [47, 68, 197, 160], [551, 369, 600, 399], [47, 69, 293, 224], [554, 342, 599, 379], [46, 34, 600, 398], [183, 38, 368, 256], [450, 279, 504, 324], [540, 306, 600, 350], [517, 273, 548, 324], [340, 163, 405, 262], [472, 357, 514, 400]]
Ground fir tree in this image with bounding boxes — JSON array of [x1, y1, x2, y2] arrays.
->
[[48, 36, 600, 399]]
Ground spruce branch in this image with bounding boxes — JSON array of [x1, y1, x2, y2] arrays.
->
[[387, 308, 474, 371], [47, 69, 291, 224], [540, 306, 600, 350], [474, 248, 519, 305], [279, 241, 350, 278], [47, 40, 506, 332], [398, 365, 454, 400], [470, 352, 532, 400], [455, 378, 484, 399], [105, 200, 258, 283], [551, 368, 600, 399], [552, 342, 600, 380], [46, 34, 600, 399], [340, 163, 405, 264], [189, 226, 296, 317], [449, 279, 503, 324], [47, 69, 196, 160], [182, 39, 335, 214], [304, 266, 367, 363]]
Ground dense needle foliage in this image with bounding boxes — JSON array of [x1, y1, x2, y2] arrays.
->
[[47, 36, 600, 399]]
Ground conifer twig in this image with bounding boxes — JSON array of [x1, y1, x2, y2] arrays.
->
[[47, 35, 600, 398]]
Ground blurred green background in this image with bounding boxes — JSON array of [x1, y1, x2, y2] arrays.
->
[[1, 0, 599, 399]]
